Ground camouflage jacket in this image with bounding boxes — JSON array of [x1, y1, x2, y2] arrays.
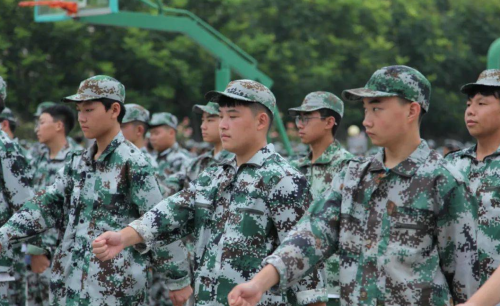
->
[[140, 146, 159, 170], [156, 142, 193, 196], [0, 132, 190, 306], [182, 149, 234, 188], [290, 141, 356, 296], [264, 141, 480, 306], [27, 140, 75, 256], [0, 130, 33, 305], [130, 144, 327, 306], [446, 145, 500, 285]]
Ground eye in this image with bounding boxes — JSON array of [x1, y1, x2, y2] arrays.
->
[[86, 109, 93, 113]]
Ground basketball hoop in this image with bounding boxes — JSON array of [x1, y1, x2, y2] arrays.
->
[[19, 1, 78, 15]]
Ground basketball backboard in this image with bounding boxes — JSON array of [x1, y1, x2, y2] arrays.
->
[[34, 0, 118, 22]]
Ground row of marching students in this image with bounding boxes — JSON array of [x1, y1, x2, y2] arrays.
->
[[0, 65, 499, 306]]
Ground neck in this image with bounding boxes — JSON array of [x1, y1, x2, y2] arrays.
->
[[384, 131, 421, 169], [94, 125, 121, 160], [476, 131, 500, 161], [133, 137, 145, 150], [310, 135, 334, 163], [213, 141, 223, 156], [46, 135, 68, 159], [5, 130, 13, 140], [236, 138, 267, 167]]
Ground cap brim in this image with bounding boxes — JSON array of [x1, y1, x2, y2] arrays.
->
[[204, 91, 254, 103], [288, 106, 324, 117], [149, 123, 177, 130], [341, 88, 399, 102], [192, 104, 218, 115], [460, 82, 500, 94], [61, 94, 100, 103]]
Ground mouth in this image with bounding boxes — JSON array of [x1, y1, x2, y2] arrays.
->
[[466, 120, 477, 126], [366, 131, 375, 137]]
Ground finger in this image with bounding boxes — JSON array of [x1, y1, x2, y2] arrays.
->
[[92, 245, 108, 255], [92, 239, 107, 248], [96, 250, 109, 261]]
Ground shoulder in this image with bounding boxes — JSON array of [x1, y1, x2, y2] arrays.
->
[[115, 141, 151, 168]]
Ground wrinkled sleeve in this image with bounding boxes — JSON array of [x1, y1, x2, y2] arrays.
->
[[264, 187, 342, 293], [130, 160, 192, 290], [0, 164, 66, 254], [268, 174, 328, 304], [437, 179, 480, 303]]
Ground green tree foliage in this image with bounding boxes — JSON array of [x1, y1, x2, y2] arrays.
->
[[1, 0, 500, 142]]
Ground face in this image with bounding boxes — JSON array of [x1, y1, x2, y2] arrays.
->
[[362, 97, 416, 147], [36, 113, 62, 144], [76, 101, 120, 140], [200, 112, 221, 144], [465, 93, 500, 139], [219, 105, 262, 154], [121, 122, 140, 144], [149, 125, 175, 152], [294, 110, 334, 144]]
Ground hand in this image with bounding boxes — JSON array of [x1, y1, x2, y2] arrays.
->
[[228, 281, 264, 306], [169, 285, 193, 306], [31, 254, 50, 273], [92, 231, 125, 261]]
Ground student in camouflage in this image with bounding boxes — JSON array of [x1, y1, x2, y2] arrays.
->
[[288, 91, 357, 304], [26, 104, 78, 306], [92, 79, 327, 306], [228, 65, 480, 306], [445, 69, 500, 289], [0, 107, 17, 140], [121, 103, 158, 170], [0, 75, 190, 306], [0, 76, 33, 306], [149, 112, 193, 195]]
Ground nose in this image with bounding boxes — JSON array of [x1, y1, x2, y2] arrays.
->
[[219, 116, 228, 130], [362, 113, 373, 129]]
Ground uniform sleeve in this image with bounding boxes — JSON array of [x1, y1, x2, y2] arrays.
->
[[268, 173, 328, 304], [264, 188, 342, 293], [0, 164, 67, 253], [129, 160, 192, 289], [436, 178, 480, 303]]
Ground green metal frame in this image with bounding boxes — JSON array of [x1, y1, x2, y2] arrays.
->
[[33, 0, 294, 155], [487, 38, 500, 69]]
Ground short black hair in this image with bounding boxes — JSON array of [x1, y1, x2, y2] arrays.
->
[[99, 98, 126, 123], [0, 97, 4, 113], [217, 96, 274, 132], [466, 85, 500, 101], [130, 121, 149, 137], [42, 104, 75, 136], [317, 109, 342, 137], [398, 97, 425, 125]]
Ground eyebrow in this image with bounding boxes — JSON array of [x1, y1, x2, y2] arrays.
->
[[225, 109, 240, 113], [207, 114, 219, 118], [362, 99, 382, 107]]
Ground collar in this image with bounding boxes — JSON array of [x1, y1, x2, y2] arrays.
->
[[296, 140, 342, 167], [84, 131, 125, 163], [159, 142, 179, 157]]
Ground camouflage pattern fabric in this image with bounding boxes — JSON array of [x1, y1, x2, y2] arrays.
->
[[123, 103, 150, 124], [140, 146, 159, 170], [264, 141, 479, 305], [342, 65, 432, 112], [26, 140, 78, 306], [205, 79, 276, 115], [446, 145, 500, 286], [461, 69, 500, 94], [192, 102, 220, 116], [288, 91, 344, 118], [0, 132, 190, 306], [149, 112, 178, 130], [0, 77, 6, 101], [129, 144, 327, 306], [34, 102, 57, 117], [290, 141, 356, 297], [0, 107, 17, 122], [62, 75, 126, 103], [156, 142, 193, 196], [183, 149, 234, 187], [0, 130, 33, 306]]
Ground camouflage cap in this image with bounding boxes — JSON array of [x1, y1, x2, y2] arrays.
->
[[149, 112, 178, 130], [205, 79, 276, 116], [34, 101, 57, 117], [62, 75, 125, 103], [122, 103, 150, 124], [0, 107, 16, 122], [0, 76, 6, 101], [288, 91, 344, 118], [342, 65, 431, 112], [461, 69, 500, 94], [192, 102, 220, 115]]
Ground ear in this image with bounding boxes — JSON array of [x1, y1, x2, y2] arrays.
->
[[256, 112, 269, 132], [408, 102, 421, 124], [55, 120, 64, 133], [324, 116, 335, 130], [0, 120, 7, 130], [136, 124, 145, 137], [110, 102, 121, 120]]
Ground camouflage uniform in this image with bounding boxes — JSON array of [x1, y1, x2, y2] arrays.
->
[[150, 112, 193, 195], [0, 107, 31, 159], [129, 80, 327, 306], [446, 69, 500, 287], [263, 66, 480, 306], [0, 76, 190, 306], [0, 77, 33, 306], [288, 91, 356, 299], [25, 139, 80, 306], [122, 103, 158, 170]]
